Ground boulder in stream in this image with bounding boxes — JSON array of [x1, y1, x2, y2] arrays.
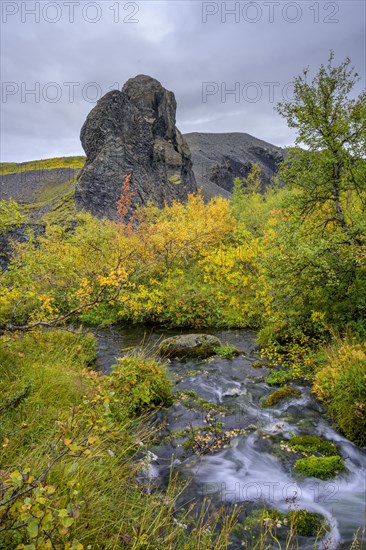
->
[[159, 334, 221, 358]]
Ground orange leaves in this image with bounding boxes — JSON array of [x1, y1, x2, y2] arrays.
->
[[116, 174, 135, 234]]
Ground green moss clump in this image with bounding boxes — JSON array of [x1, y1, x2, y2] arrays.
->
[[289, 435, 337, 456], [262, 385, 301, 407], [294, 455, 345, 479], [168, 174, 181, 185], [243, 508, 325, 538], [288, 510, 324, 537], [213, 344, 240, 358]]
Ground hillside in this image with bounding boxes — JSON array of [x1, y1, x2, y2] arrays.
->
[[0, 157, 85, 223], [185, 132, 285, 199]]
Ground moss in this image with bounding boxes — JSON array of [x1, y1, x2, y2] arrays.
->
[[159, 334, 221, 358], [252, 360, 273, 369], [243, 508, 325, 538], [265, 369, 296, 385], [289, 435, 337, 456], [294, 455, 345, 479], [262, 385, 301, 407], [213, 344, 240, 358], [195, 398, 226, 412], [176, 389, 198, 398], [168, 174, 181, 185], [288, 510, 324, 537]]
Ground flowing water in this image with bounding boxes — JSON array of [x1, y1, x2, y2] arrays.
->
[[94, 326, 366, 549]]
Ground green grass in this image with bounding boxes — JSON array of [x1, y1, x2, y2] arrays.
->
[[0, 156, 85, 176], [0, 330, 241, 549], [17, 176, 78, 226], [41, 183, 78, 226], [0, 330, 95, 466]]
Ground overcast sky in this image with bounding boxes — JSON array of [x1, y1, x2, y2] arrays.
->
[[1, 0, 365, 162]]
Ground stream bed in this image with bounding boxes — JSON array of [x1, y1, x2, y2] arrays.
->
[[93, 326, 366, 549]]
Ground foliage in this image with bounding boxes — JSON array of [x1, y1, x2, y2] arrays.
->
[[294, 455, 345, 479], [108, 354, 173, 416], [0, 54, 365, 448], [313, 341, 366, 445], [2, 54, 366, 546], [262, 386, 301, 407], [0, 192, 263, 331], [270, 52, 366, 337], [288, 435, 337, 456], [276, 51, 365, 233], [265, 369, 296, 386], [0, 199, 25, 233]]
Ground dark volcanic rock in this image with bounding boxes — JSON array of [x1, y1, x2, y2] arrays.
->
[[185, 132, 285, 200], [74, 75, 197, 219]]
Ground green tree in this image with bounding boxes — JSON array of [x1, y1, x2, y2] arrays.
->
[[260, 54, 366, 341], [246, 163, 262, 194], [276, 51, 366, 238]]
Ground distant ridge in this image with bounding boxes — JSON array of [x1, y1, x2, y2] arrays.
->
[[184, 132, 285, 199]]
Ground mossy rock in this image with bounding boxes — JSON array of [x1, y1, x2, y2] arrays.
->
[[159, 334, 222, 358], [262, 385, 301, 407], [288, 510, 324, 537], [288, 435, 337, 456], [242, 507, 325, 538], [294, 455, 345, 479]]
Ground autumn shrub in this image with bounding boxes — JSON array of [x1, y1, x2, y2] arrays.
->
[[108, 354, 173, 416], [313, 341, 366, 446]]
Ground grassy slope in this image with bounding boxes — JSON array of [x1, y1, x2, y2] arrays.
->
[[1, 156, 86, 225], [0, 156, 85, 176]]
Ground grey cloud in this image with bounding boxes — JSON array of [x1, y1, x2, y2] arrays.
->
[[1, 0, 365, 161]]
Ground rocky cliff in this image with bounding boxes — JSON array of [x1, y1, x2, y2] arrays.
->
[[74, 75, 197, 219]]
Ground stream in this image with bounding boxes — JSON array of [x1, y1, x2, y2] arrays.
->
[[93, 326, 366, 549]]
